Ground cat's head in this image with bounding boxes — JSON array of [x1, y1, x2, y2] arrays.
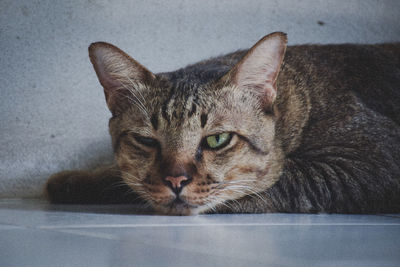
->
[[89, 32, 287, 215]]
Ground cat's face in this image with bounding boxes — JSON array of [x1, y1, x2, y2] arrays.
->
[[89, 32, 287, 214], [110, 82, 283, 214]]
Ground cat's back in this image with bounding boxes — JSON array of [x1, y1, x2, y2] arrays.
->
[[282, 43, 400, 125], [273, 43, 400, 156], [277, 43, 400, 213]]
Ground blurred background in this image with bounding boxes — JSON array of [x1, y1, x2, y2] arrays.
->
[[1, 0, 399, 198]]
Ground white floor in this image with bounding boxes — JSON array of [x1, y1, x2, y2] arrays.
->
[[0, 199, 399, 267]]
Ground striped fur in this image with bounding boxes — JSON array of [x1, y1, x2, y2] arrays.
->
[[47, 33, 400, 215]]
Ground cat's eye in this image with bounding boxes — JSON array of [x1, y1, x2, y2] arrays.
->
[[204, 132, 232, 149], [133, 135, 159, 147]]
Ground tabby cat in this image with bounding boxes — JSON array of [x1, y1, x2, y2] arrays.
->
[[46, 32, 400, 215]]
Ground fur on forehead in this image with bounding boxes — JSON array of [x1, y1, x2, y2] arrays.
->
[[118, 81, 268, 124], [215, 84, 263, 111], [210, 85, 272, 126]]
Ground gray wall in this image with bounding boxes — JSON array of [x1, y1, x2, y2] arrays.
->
[[1, 0, 399, 197]]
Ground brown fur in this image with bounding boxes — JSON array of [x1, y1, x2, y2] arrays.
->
[[46, 32, 400, 215]]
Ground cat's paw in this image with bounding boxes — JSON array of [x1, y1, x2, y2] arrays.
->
[[45, 170, 92, 204]]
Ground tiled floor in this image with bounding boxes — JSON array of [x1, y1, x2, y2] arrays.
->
[[0, 199, 399, 267]]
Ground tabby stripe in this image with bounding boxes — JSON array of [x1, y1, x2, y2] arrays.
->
[[310, 162, 332, 207], [273, 179, 289, 210], [113, 131, 128, 152], [299, 162, 320, 212], [123, 137, 151, 159], [284, 159, 299, 210], [150, 114, 159, 130], [335, 161, 369, 211], [116, 132, 152, 159], [312, 162, 339, 212], [200, 113, 208, 128], [292, 158, 319, 211], [195, 146, 203, 162], [180, 95, 189, 120], [291, 162, 305, 211], [306, 162, 325, 206], [328, 164, 352, 213], [161, 88, 175, 125], [187, 86, 200, 118], [286, 177, 298, 211], [188, 102, 197, 118]]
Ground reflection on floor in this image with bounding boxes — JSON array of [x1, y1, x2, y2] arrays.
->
[[0, 199, 399, 267]]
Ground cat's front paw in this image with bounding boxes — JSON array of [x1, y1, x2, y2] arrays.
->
[[46, 170, 92, 204]]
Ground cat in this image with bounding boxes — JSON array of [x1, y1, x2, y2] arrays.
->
[[46, 32, 400, 215]]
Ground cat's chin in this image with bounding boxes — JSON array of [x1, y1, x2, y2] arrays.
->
[[154, 199, 206, 216]]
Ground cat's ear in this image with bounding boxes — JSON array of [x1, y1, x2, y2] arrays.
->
[[89, 42, 155, 115], [222, 32, 287, 110]]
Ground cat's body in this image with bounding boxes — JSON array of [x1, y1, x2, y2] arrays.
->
[[47, 33, 400, 215], [218, 43, 400, 213]]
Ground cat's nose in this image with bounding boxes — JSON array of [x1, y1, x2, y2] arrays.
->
[[164, 175, 191, 194]]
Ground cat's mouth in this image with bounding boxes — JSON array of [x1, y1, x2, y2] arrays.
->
[[159, 197, 200, 215], [172, 197, 188, 206]]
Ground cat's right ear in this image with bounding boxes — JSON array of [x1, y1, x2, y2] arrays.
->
[[89, 42, 155, 115]]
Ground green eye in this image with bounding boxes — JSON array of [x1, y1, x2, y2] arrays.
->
[[205, 133, 232, 149]]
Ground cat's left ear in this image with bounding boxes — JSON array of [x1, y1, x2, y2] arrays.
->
[[221, 32, 287, 110]]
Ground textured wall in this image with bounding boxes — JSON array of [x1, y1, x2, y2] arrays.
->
[[1, 0, 399, 197]]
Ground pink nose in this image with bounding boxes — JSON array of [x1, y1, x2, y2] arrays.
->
[[164, 176, 188, 189]]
